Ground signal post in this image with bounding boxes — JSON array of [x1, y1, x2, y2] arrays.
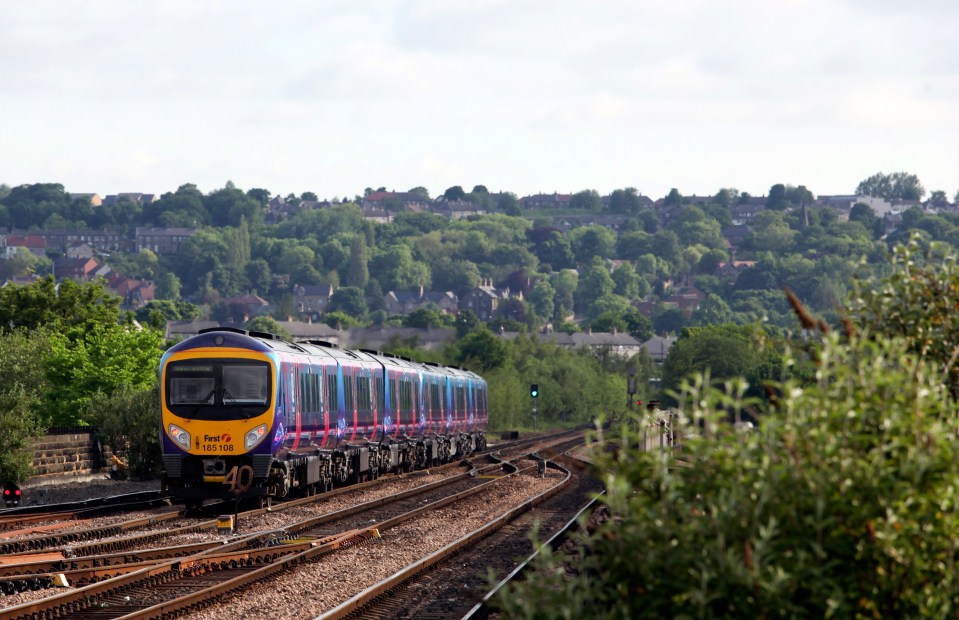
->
[[530, 383, 538, 431]]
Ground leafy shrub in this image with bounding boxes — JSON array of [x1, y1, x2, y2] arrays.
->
[[0, 385, 43, 482], [89, 385, 162, 480], [497, 333, 959, 618]]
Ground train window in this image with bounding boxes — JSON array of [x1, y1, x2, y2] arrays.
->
[[222, 364, 269, 405], [327, 372, 339, 412], [345, 374, 354, 412], [170, 376, 216, 405], [168, 363, 216, 405], [166, 360, 270, 420], [357, 376, 371, 409], [312, 374, 321, 411], [376, 376, 384, 413]]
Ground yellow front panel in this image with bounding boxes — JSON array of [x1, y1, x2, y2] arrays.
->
[[161, 348, 276, 455]]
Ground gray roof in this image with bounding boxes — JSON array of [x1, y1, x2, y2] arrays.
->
[[537, 332, 641, 347]]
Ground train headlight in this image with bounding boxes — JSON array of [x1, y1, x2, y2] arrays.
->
[[245, 424, 268, 450], [168, 424, 191, 449]]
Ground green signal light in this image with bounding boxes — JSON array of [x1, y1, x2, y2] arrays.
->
[[530, 383, 539, 398]]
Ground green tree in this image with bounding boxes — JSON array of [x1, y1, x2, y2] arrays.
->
[[608, 187, 642, 214], [345, 235, 370, 288], [404, 307, 451, 329], [0, 276, 123, 333], [569, 189, 602, 211], [156, 271, 182, 301], [652, 307, 687, 335], [455, 327, 508, 371], [623, 309, 654, 341], [0, 329, 48, 481], [662, 324, 778, 403], [455, 309, 482, 338], [663, 188, 682, 207], [766, 183, 788, 210], [747, 211, 797, 253], [327, 286, 369, 320], [689, 293, 733, 326], [443, 186, 466, 201], [0, 385, 42, 482], [574, 259, 614, 312], [244, 259, 272, 295], [245, 316, 291, 339], [42, 322, 166, 426], [322, 311, 362, 329], [570, 225, 616, 263], [856, 171, 925, 200], [534, 231, 576, 270], [134, 300, 202, 327], [527, 279, 556, 321], [848, 234, 959, 392]]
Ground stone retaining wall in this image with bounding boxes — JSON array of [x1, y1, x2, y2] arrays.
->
[[30, 431, 109, 478]]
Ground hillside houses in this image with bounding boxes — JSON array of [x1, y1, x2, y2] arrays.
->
[[520, 193, 572, 210]]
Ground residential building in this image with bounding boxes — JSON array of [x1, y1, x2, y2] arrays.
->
[[221, 293, 271, 320], [641, 334, 678, 362], [68, 193, 103, 207], [533, 330, 643, 359], [460, 280, 509, 322], [1, 234, 46, 258], [346, 326, 455, 351], [293, 284, 335, 321], [520, 193, 572, 210], [54, 257, 99, 281], [361, 191, 431, 213], [135, 227, 196, 254], [41, 229, 124, 253]]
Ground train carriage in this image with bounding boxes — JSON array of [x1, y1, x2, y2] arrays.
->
[[160, 328, 487, 509]]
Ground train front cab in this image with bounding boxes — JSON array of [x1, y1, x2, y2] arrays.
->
[[159, 330, 280, 508]]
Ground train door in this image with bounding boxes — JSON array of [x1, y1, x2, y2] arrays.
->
[[356, 368, 373, 439], [416, 370, 426, 435], [388, 370, 399, 439], [374, 371, 384, 440], [344, 366, 356, 443]]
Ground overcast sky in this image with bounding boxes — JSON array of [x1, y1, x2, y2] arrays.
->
[[2, 1, 957, 201]]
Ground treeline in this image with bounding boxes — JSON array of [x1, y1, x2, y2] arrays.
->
[[0, 178, 936, 341]]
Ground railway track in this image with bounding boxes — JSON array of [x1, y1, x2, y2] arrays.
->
[[321, 442, 600, 619], [0, 431, 585, 619]]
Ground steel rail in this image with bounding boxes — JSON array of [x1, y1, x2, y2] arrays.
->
[[317, 456, 573, 620]]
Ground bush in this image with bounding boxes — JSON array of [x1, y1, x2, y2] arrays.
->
[[89, 385, 162, 480], [0, 385, 43, 482], [497, 333, 959, 618]]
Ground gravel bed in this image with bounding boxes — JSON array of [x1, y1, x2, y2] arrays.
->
[[18, 476, 161, 506], [0, 506, 180, 542], [0, 462, 544, 613], [0, 469, 475, 610], [183, 469, 565, 620]]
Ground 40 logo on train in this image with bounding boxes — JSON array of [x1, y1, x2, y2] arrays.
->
[[159, 328, 487, 511]]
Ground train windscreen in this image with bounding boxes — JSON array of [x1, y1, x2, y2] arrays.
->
[[167, 360, 271, 420]]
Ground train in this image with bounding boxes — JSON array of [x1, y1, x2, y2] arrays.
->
[[159, 327, 488, 509]]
